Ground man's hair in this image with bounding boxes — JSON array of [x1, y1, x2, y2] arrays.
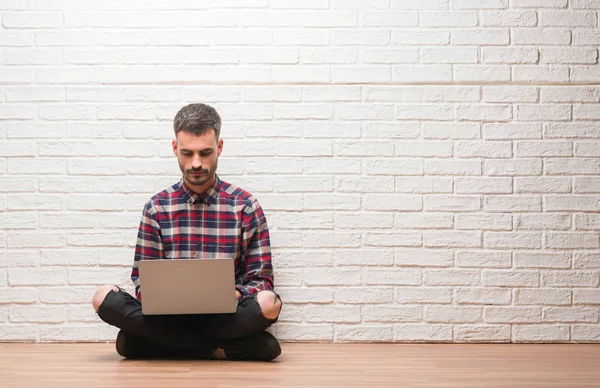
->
[[173, 103, 221, 138]]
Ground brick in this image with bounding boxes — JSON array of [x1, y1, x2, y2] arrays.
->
[[482, 270, 540, 287], [540, 10, 596, 27], [304, 194, 360, 210], [363, 268, 422, 286], [543, 307, 598, 323], [305, 306, 361, 323], [453, 65, 511, 82], [452, 29, 509, 45], [456, 251, 512, 268], [546, 232, 600, 249], [546, 195, 600, 212], [304, 158, 360, 174], [365, 194, 422, 211], [512, 28, 571, 45], [513, 66, 570, 82], [515, 289, 571, 306], [481, 10, 537, 26], [420, 11, 477, 27], [3, 11, 61, 28], [300, 48, 358, 64], [305, 123, 361, 138], [395, 177, 453, 194], [393, 65, 452, 82], [516, 104, 571, 121], [541, 48, 598, 64], [454, 325, 511, 343], [0, 177, 37, 193], [365, 232, 421, 247], [573, 289, 600, 304], [9, 305, 64, 323], [363, 11, 417, 26], [484, 232, 542, 249], [425, 306, 481, 323], [4, 47, 62, 65], [424, 231, 481, 248], [422, 123, 480, 140], [574, 105, 600, 121], [545, 123, 600, 139], [332, 66, 392, 83], [8, 158, 65, 175], [275, 105, 334, 120], [485, 159, 542, 176], [275, 176, 334, 193], [0, 325, 38, 341], [364, 86, 422, 102], [364, 306, 422, 323], [7, 195, 62, 211], [396, 287, 452, 304], [545, 159, 600, 175], [576, 142, 600, 157], [456, 141, 512, 158], [392, 30, 450, 45], [455, 177, 512, 194], [332, 30, 390, 46], [393, 324, 453, 342], [514, 252, 571, 269], [573, 30, 600, 45], [302, 232, 361, 248], [512, 0, 567, 7], [336, 104, 394, 120], [572, 325, 600, 342], [424, 270, 480, 286], [484, 307, 541, 323], [365, 159, 423, 176], [362, 49, 419, 64], [575, 178, 600, 194], [0, 212, 37, 229], [455, 288, 512, 305], [515, 141, 572, 157], [272, 0, 329, 10], [334, 287, 394, 304], [8, 268, 67, 286], [571, 67, 600, 82], [335, 141, 394, 157], [421, 47, 478, 64], [394, 247, 454, 267], [575, 215, 600, 231], [395, 213, 454, 229], [304, 268, 361, 286], [456, 213, 512, 231], [303, 86, 361, 102], [423, 86, 479, 102], [425, 160, 482, 176], [336, 325, 393, 342], [334, 249, 394, 266], [542, 271, 599, 287], [271, 324, 332, 341], [513, 325, 570, 342], [0, 105, 34, 119], [335, 213, 394, 229], [0, 287, 38, 304]]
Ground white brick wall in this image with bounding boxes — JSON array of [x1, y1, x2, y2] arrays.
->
[[1, 2, 600, 344]]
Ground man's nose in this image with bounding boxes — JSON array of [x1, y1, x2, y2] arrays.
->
[[191, 156, 202, 168]]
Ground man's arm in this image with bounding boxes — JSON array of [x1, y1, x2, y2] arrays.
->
[[235, 198, 274, 298], [131, 201, 164, 300]]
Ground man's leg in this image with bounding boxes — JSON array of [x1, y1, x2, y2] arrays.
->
[[92, 285, 217, 358], [205, 290, 283, 361]]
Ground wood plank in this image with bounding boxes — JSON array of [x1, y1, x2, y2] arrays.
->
[[2, 343, 600, 388]]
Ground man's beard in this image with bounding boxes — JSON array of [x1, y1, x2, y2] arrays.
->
[[178, 158, 218, 188]]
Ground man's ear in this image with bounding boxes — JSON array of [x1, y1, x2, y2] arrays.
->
[[172, 138, 178, 156], [217, 138, 224, 156]]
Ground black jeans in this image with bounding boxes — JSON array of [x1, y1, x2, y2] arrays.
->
[[97, 287, 281, 357]]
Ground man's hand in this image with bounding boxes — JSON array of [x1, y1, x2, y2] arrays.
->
[[235, 290, 242, 300]]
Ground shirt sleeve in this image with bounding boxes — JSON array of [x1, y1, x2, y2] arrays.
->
[[235, 198, 274, 297], [131, 201, 164, 300]]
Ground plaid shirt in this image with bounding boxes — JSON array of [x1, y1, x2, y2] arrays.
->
[[131, 175, 274, 300]]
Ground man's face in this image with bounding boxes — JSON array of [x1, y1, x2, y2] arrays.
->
[[172, 129, 223, 193]]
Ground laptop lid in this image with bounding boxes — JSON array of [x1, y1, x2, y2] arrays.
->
[[138, 258, 237, 315]]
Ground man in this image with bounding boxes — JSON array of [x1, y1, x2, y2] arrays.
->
[[92, 103, 282, 361]]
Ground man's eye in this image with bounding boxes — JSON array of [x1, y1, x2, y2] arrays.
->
[[182, 152, 192, 156], [201, 151, 212, 156]]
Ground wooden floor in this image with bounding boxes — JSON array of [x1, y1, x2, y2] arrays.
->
[[2, 343, 600, 388]]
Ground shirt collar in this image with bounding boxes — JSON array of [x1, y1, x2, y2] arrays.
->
[[178, 175, 222, 206]]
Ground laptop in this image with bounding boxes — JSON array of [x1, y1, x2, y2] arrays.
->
[[137, 258, 237, 315]]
